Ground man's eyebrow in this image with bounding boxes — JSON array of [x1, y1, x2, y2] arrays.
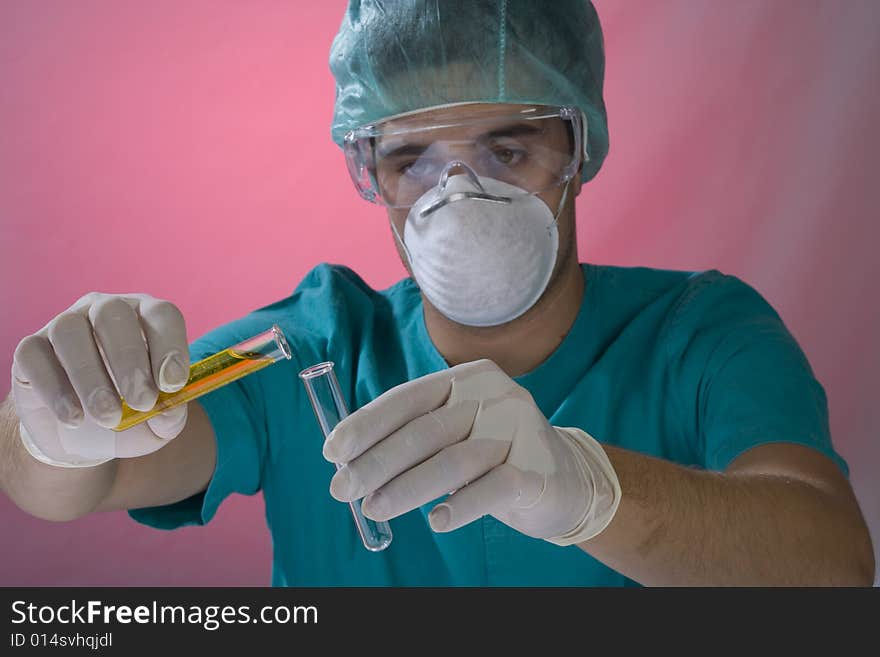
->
[[376, 141, 429, 159], [480, 123, 543, 141], [376, 122, 544, 159]]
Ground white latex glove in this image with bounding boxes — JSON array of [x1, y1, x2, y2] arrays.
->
[[323, 359, 621, 546], [11, 292, 191, 467]]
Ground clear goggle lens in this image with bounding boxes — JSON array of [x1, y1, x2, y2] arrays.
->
[[343, 104, 586, 208]]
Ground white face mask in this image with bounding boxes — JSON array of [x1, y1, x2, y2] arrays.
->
[[394, 170, 567, 327]]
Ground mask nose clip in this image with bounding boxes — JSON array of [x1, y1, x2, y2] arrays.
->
[[438, 161, 486, 194], [420, 161, 512, 218]]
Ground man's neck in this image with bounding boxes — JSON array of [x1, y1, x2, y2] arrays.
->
[[422, 253, 586, 377]]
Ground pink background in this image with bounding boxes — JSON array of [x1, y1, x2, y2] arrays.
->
[[1, 1, 878, 586]]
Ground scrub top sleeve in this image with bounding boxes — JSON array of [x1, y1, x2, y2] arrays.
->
[[668, 272, 848, 476], [128, 339, 269, 530]]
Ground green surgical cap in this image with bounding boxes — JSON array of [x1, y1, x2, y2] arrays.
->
[[329, 0, 609, 183]]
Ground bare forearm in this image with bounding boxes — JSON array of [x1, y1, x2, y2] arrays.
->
[[0, 393, 117, 521], [581, 445, 875, 586]]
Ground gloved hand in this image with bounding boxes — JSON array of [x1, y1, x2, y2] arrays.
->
[[323, 359, 621, 545], [11, 292, 191, 467]]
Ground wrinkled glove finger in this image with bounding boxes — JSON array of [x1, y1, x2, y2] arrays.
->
[[137, 296, 190, 393], [427, 463, 544, 533], [361, 437, 509, 522], [13, 335, 83, 427], [324, 368, 455, 463], [47, 311, 121, 428], [89, 296, 158, 412], [330, 400, 478, 502]]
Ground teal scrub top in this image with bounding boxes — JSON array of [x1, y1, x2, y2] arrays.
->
[[129, 263, 847, 586]]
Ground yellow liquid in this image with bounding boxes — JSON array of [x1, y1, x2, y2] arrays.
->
[[114, 348, 273, 431]]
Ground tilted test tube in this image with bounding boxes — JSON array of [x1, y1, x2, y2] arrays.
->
[[114, 324, 291, 431]]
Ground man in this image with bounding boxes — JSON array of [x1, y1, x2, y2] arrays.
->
[[1, 1, 874, 586]]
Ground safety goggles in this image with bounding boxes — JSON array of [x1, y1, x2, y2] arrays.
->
[[343, 104, 587, 209]]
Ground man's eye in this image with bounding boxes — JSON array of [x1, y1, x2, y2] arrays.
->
[[491, 146, 526, 166], [399, 159, 436, 177]]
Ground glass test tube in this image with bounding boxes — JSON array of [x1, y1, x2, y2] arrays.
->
[[299, 361, 393, 552], [113, 324, 292, 432]]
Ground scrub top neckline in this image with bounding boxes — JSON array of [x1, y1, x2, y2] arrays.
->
[[413, 263, 598, 413]]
